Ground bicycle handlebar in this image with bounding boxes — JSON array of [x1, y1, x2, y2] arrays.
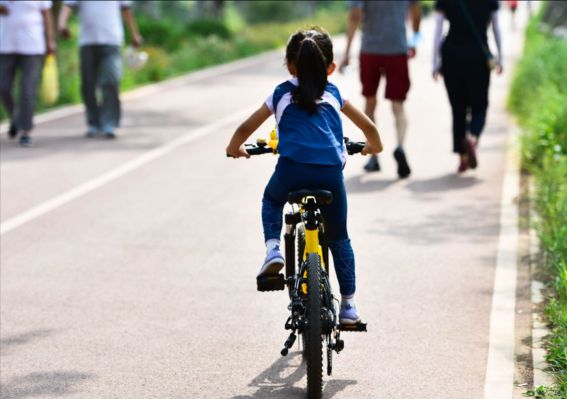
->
[[227, 137, 366, 158]]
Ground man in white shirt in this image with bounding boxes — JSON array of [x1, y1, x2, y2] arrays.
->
[[58, 1, 142, 138], [0, 0, 56, 146]]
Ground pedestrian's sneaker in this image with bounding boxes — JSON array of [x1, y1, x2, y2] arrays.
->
[[363, 155, 380, 172], [393, 147, 411, 178], [103, 131, 116, 139], [19, 135, 32, 147], [8, 123, 18, 139], [464, 137, 478, 169], [458, 157, 469, 173], [85, 126, 99, 138], [257, 246, 284, 277], [339, 301, 361, 324]]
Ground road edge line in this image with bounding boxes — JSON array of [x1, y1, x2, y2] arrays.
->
[[483, 124, 520, 399]]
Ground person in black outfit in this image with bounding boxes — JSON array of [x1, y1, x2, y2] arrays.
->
[[433, 0, 503, 173]]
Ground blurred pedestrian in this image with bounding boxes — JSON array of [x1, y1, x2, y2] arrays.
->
[[58, 1, 142, 139], [0, 0, 56, 147], [339, 1, 421, 178], [433, 0, 503, 173], [507, 0, 518, 30]]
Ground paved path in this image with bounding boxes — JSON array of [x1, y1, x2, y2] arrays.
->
[[1, 7, 530, 399]]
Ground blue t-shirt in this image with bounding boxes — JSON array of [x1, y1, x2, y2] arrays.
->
[[265, 78, 347, 166]]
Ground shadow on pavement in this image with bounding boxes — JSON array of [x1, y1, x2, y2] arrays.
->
[[230, 351, 357, 399], [368, 202, 501, 244], [0, 108, 199, 163], [405, 174, 481, 194], [345, 174, 398, 193], [1, 329, 55, 355], [0, 371, 94, 399]]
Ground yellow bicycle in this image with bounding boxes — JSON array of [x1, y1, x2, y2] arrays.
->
[[244, 135, 367, 399]]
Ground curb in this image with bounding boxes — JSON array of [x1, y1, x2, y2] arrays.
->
[[529, 179, 554, 389]]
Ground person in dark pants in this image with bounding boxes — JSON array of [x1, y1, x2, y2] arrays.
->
[[0, 1, 56, 147], [58, 0, 142, 139], [433, 0, 503, 173]]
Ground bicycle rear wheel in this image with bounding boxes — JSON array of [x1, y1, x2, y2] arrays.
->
[[304, 253, 323, 399]]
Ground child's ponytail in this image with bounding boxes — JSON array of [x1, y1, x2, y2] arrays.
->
[[286, 28, 334, 114], [294, 38, 327, 113]]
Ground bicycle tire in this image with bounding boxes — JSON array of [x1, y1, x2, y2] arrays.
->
[[305, 253, 323, 399]]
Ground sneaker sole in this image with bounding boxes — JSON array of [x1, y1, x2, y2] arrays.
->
[[257, 258, 284, 277], [339, 317, 361, 325]]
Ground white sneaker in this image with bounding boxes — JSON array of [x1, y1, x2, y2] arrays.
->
[[257, 246, 284, 277]]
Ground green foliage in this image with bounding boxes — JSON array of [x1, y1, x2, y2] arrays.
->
[[509, 6, 567, 397], [135, 16, 184, 52], [509, 18, 567, 167], [185, 19, 232, 39]]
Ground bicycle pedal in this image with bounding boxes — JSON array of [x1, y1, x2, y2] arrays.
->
[[339, 322, 367, 332], [257, 273, 285, 292]]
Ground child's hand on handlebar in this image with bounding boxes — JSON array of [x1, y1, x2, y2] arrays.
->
[[361, 142, 381, 155], [226, 144, 250, 159]]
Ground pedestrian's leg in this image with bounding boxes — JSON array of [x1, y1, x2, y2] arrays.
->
[[17, 55, 44, 144], [0, 54, 18, 136], [364, 95, 378, 122], [359, 52, 382, 170], [391, 100, 411, 178], [80, 46, 100, 134], [99, 46, 122, 136], [391, 101, 407, 147], [468, 65, 490, 143], [442, 58, 468, 172], [442, 66, 467, 153]]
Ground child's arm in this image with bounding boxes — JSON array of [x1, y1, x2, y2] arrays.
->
[[226, 103, 272, 158], [341, 102, 383, 155]]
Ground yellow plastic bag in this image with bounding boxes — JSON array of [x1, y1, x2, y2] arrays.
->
[[40, 54, 59, 105]]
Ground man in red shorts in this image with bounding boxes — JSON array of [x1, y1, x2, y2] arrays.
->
[[340, 1, 421, 178]]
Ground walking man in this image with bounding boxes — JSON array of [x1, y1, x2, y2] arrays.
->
[[0, 0, 56, 146], [340, 1, 421, 178], [58, 1, 142, 138]]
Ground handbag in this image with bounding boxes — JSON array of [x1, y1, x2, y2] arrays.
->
[[40, 54, 59, 105], [457, 0, 496, 70]]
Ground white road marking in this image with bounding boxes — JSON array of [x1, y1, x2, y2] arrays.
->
[[0, 106, 254, 235], [483, 128, 520, 399]]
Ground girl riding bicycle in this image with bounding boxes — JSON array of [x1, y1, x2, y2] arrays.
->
[[226, 27, 382, 324]]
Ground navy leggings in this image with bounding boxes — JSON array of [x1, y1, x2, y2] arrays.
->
[[262, 157, 356, 296]]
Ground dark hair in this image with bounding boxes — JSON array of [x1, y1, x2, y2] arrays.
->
[[285, 28, 334, 114]]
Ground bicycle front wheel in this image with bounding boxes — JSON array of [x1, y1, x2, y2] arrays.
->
[[304, 253, 323, 399]]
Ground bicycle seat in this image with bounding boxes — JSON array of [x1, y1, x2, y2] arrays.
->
[[288, 190, 333, 205]]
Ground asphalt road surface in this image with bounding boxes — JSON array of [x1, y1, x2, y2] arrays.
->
[[1, 8, 530, 399]]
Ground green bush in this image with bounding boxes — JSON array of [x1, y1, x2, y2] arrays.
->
[[185, 19, 232, 39], [510, 5, 567, 397], [136, 16, 184, 52]]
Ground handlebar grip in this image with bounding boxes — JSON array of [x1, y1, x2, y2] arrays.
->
[[246, 145, 274, 155], [346, 141, 365, 155]]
